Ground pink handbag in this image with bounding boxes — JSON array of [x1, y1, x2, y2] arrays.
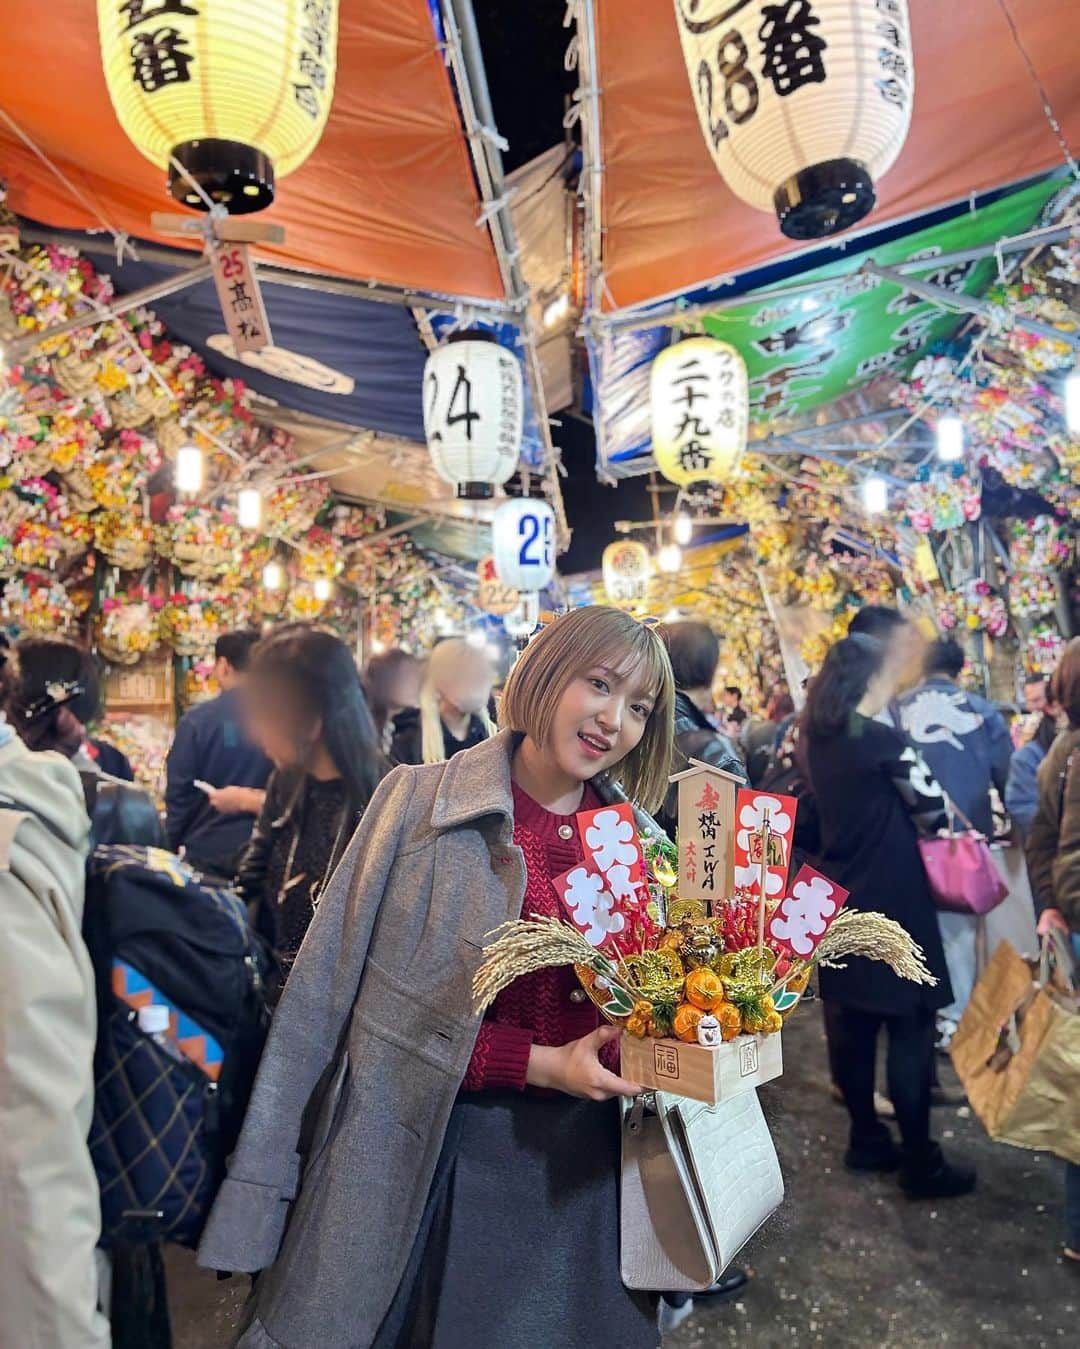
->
[[918, 801, 1008, 915]]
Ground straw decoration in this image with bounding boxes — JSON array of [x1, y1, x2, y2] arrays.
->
[[813, 909, 937, 986], [471, 917, 635, 1013]]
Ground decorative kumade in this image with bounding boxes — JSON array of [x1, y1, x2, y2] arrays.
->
[[97, 0, 339, 213], [424, 332, 523, 499], [651, 337, 748, 487], [602, 540, 651, 607], [161, 591, 232, 657], [492, 497, 555, 593], [94, 511, 156, 571], [673, 0, 913, 239], [158, 505, 242, 580], [1, 573, 89, 636], [96, 590, 164, 666]]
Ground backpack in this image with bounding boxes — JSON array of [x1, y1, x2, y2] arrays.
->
[[83, 845, 271, 1249]]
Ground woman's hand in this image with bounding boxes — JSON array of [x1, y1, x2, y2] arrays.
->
[[526, 1026, 642, 1101], [1036, 907, 1070, 938], [205, 786, 266, 816]]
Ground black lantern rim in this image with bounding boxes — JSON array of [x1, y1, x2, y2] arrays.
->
[[774, 158, 875, 241], [456, 481, 496, 500], [445, 329, 497, 347], [169, 139, 275, 215]]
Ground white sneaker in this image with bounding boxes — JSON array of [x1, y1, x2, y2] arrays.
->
[[658, 1296, 695, 1334]]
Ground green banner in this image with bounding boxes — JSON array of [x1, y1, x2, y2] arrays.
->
[[702, 178, 1063, 427]]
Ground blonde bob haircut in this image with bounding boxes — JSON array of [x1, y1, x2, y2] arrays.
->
[[499, 605, 676, 814]]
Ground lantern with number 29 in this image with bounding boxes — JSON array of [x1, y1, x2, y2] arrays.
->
[[492, 498, 555, 594], [97, 0, 339, 213], [673, 0, 914, 239], [651, 336, 748, 488], [424, 332, 524, 500]]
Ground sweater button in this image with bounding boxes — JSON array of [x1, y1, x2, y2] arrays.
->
[[558, 824, 574, 840], [570, 989, 586, 1004], [498, 855, 511, 866]]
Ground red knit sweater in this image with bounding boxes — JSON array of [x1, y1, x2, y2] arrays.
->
[[462, 781, 616, 1092]]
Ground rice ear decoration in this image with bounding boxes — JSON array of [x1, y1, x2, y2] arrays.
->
[[471, 918, 633, 1013], [813, 909, 937, 986]]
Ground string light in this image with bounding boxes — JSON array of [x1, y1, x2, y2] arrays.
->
[[542, 294, 570, 328], [936, 415, 965, 462], [313, 577, 333, 602], [664, 607, 681, 623], [237, 487, 262, 529], [657, 543, 683, 574], [175, 444, 204, 493], [861, 475, 888, 513], [1065, 370, 1080, 436], [262, 560, 285, 591], [673, 511, 693, 545]]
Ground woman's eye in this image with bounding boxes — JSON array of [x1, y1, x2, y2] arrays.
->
[[589, 677, 609, 693], [631, 704, 650, 719]]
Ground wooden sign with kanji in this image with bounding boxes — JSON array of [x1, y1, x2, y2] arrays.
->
[[209, 242, 272, 355], [670, 758, 741, 906]]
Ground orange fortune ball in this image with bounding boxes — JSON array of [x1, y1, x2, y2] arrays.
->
[[672, 1003, 704, 1044], [684, 967, 725, 1012], [716, 1003, 742, 1042]]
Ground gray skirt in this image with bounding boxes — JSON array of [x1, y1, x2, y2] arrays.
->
[[372, 1091, 658, 1349]]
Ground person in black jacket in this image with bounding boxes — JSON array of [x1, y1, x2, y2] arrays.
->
[[165, 629, 271, 879], [236, 625, 386, 987], [656, 621, 745, 838], [390, 637, 495, 766], [804, 634, 975, 1199]]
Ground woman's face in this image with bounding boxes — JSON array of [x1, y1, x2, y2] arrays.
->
[[390, 660, 422, 713], [545, 658, 657, 784], [243, 677, 318, 771], [437, 652, 494, 717]]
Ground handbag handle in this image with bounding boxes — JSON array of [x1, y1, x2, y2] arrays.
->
[[941, 791, 980, 837], [1037, 928, 1078, 993]]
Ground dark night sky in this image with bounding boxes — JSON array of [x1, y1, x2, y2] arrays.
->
[[472, 2, 653, 572]]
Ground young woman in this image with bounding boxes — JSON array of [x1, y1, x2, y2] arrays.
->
[[803, 633, 975, 1199], [198, 606, 676, 1349], [389, 636, 495, 765], [363, 647, 422, 756], [235, 624, 386, 983]]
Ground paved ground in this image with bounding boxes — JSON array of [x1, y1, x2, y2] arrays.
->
[[167, 1007, 1077, 1347]]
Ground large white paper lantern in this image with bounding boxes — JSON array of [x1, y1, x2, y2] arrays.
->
[[424, 332, 524, 499], [673, 0, 914, 238], [98, 0, 339, 213], [651, 337, 748, 487], [503, 592, 540, 639], [492, 497, 555, 593], [602, 540, 652, 607]]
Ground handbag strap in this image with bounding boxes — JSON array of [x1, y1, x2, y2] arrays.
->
[[940, 791, 978, 837]]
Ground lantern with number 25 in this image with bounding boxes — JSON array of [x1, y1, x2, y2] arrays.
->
[[424, 332, 524, 500], [492, 498, 555, 594]]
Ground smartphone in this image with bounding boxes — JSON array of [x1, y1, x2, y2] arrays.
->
[[193, 780, 215, 794]]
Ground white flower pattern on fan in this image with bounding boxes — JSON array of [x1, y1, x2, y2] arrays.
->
[[769, 875, 841, 957], [561, 864, 627, 947], [584, 808, 640, 873]]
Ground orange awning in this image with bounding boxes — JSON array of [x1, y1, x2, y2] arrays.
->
[[592, 0, 1080, 312], [0, 0, 503, 300]]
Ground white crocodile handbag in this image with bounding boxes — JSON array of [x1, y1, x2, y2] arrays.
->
[[620, 1087, 784, 1291]]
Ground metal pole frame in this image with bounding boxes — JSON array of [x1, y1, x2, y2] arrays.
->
[[440, 0, 570, 550]]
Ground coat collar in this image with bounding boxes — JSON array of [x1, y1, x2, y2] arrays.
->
[[428, 727, 671, 845]]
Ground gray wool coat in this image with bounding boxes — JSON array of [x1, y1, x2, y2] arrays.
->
[[197, 729, 661, 1349]]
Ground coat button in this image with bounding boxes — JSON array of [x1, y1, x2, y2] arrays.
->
[[558, 824, 574, 840], [498, 855, 511, 866], [570, 989, 586, 1003]]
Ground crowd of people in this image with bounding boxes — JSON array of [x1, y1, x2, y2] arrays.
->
[[1, 603, 1077, 1348]]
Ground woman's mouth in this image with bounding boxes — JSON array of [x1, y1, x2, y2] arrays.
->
[[577, 731, 612, 760]]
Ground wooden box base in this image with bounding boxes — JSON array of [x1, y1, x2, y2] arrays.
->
[[621, 1031, 783, 1104]]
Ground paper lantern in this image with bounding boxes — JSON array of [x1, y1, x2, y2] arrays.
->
[[424, 333, 524, 499], [504, 592, 540, 639], [602, 541, 652, 607], [97, 0, 339, 213], [492, 498, 555, 593], [651, 337, 748, 488], [674, 0, 913, 239]]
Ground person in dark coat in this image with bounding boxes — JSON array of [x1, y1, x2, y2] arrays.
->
[[804, 633, 976, 1198], [389, 637, 495, 766]]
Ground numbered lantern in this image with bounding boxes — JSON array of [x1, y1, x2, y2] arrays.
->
[[476, 555, 520, 616], [602, 541, 652, 607], [651, 337, 748, 488], [503, 592, 540, 639], [424, 332, 524, 500], [492, 497, 555, 594], [673, 0, 914, 239], [98, 0, 339, 214]]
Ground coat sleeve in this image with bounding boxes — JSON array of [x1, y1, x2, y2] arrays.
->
[[1051, 749, 1080, 929], [986, 709, 1014, 800], [164, 709, 202, 851], [1025, 750, 1062, 915], [879, 731, 949, 837], [234, 769, 283, 903], [1004, 743, 1041, 837], [196, 766, 417, 1275]]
